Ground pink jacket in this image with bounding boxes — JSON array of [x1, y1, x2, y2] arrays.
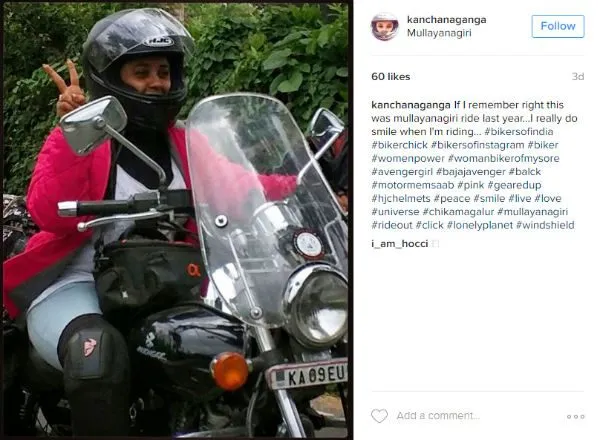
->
[[3, 125, 296, 318]]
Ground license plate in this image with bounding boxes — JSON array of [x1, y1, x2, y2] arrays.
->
[[266, 358, 348, 390]]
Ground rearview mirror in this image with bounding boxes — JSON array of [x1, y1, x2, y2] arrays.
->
[[296, 108, 348, 218], [59, 96, 127, 156], [306, 108, 345, 155]]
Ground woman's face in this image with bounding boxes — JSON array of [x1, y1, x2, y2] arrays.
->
[[375, 20, 395, 35], [120, 55, 171, 95]]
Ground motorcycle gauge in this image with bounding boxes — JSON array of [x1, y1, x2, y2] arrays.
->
[[293, 229, 325, 260]]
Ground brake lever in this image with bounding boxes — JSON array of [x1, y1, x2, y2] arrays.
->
[[77, 209, 167, 232]]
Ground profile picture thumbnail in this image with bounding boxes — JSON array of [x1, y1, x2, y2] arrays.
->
[[371, 13, 399, 41]]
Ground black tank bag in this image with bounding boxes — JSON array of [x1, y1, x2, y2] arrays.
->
[[93, 227, 207, 315]]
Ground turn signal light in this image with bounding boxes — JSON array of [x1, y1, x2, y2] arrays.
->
[[210, 352, 249, 391]]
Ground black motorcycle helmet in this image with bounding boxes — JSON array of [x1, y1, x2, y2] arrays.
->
[[81, 8, 195, 131]]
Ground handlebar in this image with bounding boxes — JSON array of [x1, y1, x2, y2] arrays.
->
[[57, 190, 194, 232], [57, 190, 193, 218], [58, 200, 137, 217]]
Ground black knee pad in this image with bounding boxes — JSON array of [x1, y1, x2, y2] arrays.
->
[[58, 314, 130, 393], [57, 314, 131, 435]]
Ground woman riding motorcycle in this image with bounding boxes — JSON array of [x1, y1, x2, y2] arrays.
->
[[3, 8, 341, 436]]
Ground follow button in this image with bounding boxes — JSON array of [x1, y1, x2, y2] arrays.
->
[[531, 15, 585, 38]]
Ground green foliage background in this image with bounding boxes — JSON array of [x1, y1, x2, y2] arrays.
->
[[3, 2, 348, 194]]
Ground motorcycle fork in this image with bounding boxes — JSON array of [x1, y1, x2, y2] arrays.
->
[[253, 327, 306, 438]]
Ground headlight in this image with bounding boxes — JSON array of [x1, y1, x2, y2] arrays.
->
[[283, 264, 348, 349]]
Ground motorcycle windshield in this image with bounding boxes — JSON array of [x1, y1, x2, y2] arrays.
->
[[186, 93, 348, 328]]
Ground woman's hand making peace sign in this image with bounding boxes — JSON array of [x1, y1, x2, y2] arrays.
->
[[42, 59, 87, 118]]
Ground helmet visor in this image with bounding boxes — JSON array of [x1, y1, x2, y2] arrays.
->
[[86, 8, 195, 73]]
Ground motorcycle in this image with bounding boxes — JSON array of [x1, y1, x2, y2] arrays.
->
[[3, 93, 349, 437]]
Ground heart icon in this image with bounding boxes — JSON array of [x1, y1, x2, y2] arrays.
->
[[371, 409, 388, 423]]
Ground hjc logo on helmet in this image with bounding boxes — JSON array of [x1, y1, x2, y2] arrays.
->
[[143, 36, 174, 47]]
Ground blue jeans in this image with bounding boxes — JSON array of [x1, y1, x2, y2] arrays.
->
[[26, 281, 101, 371]]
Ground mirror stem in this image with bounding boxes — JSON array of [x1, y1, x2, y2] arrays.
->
[[103, 124, 168, 189], [314, 129, 343, 161]]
